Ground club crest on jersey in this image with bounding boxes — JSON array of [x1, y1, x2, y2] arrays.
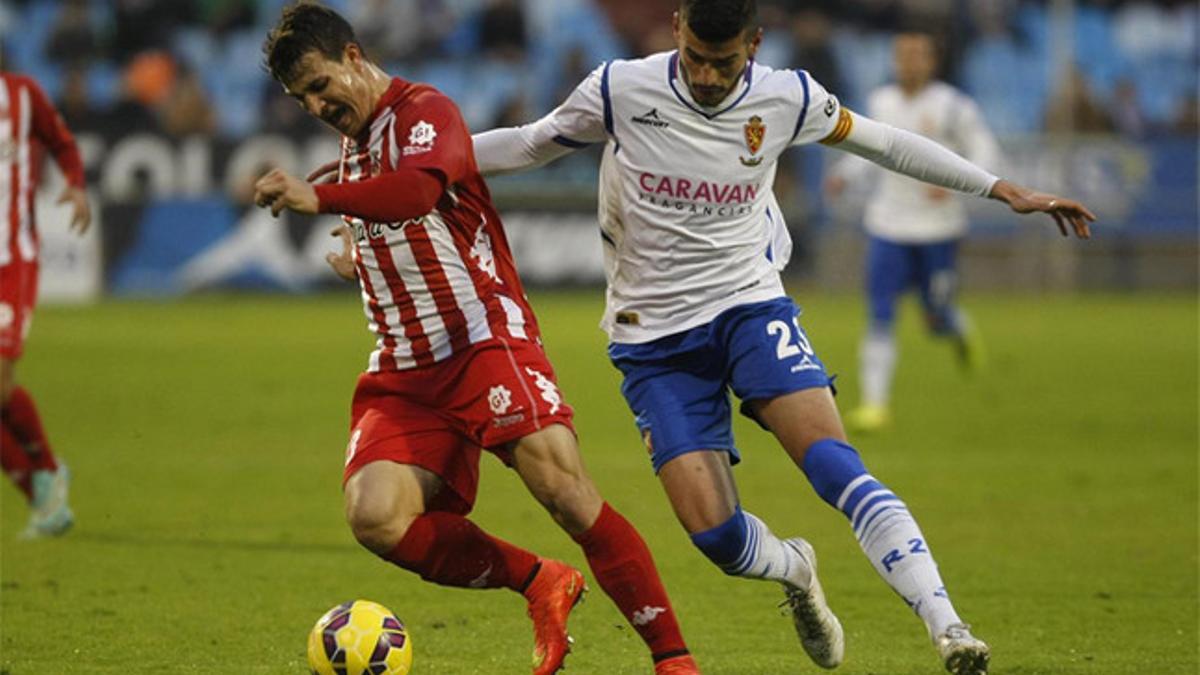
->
[[740, 115, 765, 166], [403, 120, 436, 156]]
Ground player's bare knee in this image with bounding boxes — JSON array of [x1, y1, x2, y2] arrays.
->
[[344, 495, 418, 555]]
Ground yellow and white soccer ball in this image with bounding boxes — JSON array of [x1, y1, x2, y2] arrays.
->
[[307, 599, 413, 675]]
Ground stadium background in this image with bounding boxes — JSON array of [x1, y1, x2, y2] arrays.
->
[[2, 0, 1196, 299], [1, 1, 1197, 673]]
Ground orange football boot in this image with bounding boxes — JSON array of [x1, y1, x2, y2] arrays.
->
[[524, 559, 586, 675]]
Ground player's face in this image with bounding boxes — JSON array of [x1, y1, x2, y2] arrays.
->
[[673, 12, 762, 107], [894, 34, 937, 91], [283, 45, 374, 137]]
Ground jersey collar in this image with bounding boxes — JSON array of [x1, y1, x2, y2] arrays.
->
[[667, 51, 754, 120]]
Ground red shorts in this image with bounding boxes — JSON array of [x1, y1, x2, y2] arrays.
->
[[0, 260, 38, 360], [344, 337, 575, 515]]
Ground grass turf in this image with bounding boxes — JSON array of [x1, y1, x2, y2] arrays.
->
[[1, 290, 1196, 674]]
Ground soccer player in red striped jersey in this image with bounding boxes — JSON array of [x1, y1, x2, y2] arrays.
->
[[255, 6, 697, 674], [0, 72, 90, 539]]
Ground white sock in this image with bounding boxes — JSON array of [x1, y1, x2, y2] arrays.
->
[[845, 478, 962, 638], [728, 511, 812, 588], [859, 327, 896, 408]]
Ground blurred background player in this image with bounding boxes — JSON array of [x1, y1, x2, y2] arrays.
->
[[825, 31, 1002, 432], [0, 70, 90, 539], [255, 5, 697, 674], [473, 0, 1093, 673]]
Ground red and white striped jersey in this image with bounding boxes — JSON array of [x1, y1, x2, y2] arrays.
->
[[0, 73, 85, 267], [333, 79, 542, 373]]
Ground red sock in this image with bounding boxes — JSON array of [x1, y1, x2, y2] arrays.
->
[[0, 420, 34, 499], [573, 503, 689, 661], [385, 511, 540, 591], [3, 387, 57, 472]]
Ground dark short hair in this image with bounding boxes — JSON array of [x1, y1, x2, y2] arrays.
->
[[263, 2, 360, 83], [680, 0, 758, 43]]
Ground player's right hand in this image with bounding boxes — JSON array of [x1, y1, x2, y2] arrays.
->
[[990, 180, 1095, 239], [325, 224, 357, 282], [58, 185, 92, 235], [254, 168, 319, 217]]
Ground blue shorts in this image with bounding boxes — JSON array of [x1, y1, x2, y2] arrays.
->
[[608, 297, 833, 473], [866, 236, 959, 332]]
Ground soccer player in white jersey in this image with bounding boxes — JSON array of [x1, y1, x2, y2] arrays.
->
[[252, 5, 698, 674], [827, 31, 1002, 432], [472, 1, 1094, 673]]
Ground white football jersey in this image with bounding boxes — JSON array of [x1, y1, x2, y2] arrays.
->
[[530, 51, 842, 343], [841, 82, 1000, 242]]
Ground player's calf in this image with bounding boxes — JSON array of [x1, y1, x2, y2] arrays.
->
[[802, 438, 972, 646]]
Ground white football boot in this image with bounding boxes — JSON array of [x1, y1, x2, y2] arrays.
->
[[780, 537, 845, 669], [935, 623, 990, 675], [21, 464, 74, 539]]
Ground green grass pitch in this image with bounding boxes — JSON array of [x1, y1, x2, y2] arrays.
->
[[1, 290, 1196, 674]]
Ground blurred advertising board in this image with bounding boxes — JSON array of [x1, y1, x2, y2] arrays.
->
[[35, 131, 1196, 301]]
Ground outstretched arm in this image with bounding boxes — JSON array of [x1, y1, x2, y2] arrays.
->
[[472, 62, 610, 177], [27, 77, 91, 234], [472, 124, 579, 176], [825, 110, 1094, 238]]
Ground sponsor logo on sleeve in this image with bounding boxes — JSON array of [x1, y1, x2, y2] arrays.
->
[[403, 120, 437, 156]]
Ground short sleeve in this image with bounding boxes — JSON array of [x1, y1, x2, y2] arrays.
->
[[393, 92, 472, 186], [542, 63, 610, 146], [789, 71, 844, 147]]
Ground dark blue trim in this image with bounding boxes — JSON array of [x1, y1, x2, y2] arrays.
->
[[599, 229, 616, 247], [667, 51, 754, 121], [552, 134, 591, 149], [600, 61, 614, 135], [790, 69, 812, 143], [764, 206, 775, 263]]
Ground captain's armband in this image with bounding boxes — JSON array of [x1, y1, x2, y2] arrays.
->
[[820, 108, 855, 146]]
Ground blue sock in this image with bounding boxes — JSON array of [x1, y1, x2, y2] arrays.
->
[[689, 507, 751, 574], [802, 438, 962, 638], [689, 507, 803, 583]]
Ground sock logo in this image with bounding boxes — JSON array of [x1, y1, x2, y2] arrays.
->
[[468, 564, 493, 588], [631, 605, 666, 626]]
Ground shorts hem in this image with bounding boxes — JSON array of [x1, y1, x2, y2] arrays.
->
[[651, 445, 740, 474]]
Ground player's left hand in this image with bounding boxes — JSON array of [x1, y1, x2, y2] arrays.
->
[[325, 224, 357, 282], [254, 168, 319, 217], [58, 185, 91, 235], [990, 179, 1095, 239]]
